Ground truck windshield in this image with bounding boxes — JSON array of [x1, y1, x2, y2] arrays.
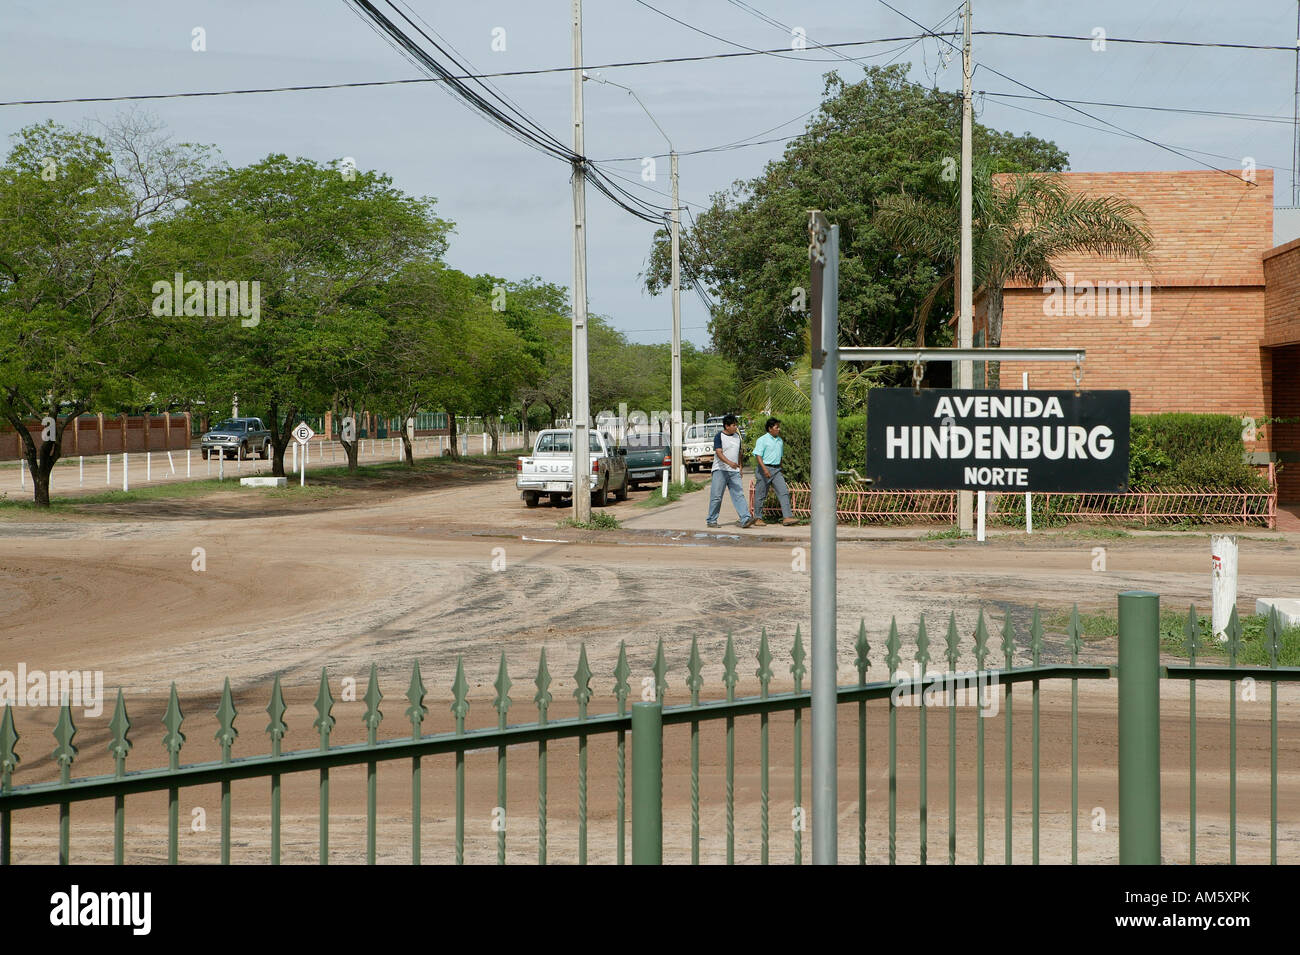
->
[[535, 432, 604, 453], [213, 420, 241, 431]]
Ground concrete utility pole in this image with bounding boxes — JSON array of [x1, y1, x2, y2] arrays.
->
[[584, 73, 683, 484], [957, 0, 975, 534], [571, 0, 592, 522], [808, 211, 838, 864], [670, 149, 683, 484]]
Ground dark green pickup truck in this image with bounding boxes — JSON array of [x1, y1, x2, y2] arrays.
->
[[624, 432, 671, 489]]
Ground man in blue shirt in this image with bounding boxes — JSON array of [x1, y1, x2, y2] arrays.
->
[[751, 417, 797, 526]]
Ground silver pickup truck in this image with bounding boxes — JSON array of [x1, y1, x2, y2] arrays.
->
[[516, 428, 629, 507], [201, 417, 272, 460]]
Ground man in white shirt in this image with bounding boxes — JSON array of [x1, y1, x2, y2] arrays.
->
[[706, 414, 754, 528]]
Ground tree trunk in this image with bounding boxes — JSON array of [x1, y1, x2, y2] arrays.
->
[[986, 284, 1005, 389], [488, 415, 500, 455], [447, 413, 460, 460], [268, 400, 296, 477], [342, 437, 359, 470], [4, 407, 69, 507], [520, 400, 531, 451]]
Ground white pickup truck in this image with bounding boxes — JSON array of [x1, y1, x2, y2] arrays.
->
[[516, 428, 629, 508], [682, 422, 722, 473]]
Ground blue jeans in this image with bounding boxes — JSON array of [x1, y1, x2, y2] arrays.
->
[[707, 468, 751, 524]]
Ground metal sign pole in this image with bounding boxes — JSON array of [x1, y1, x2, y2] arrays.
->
[[809, 212, 838, 864]]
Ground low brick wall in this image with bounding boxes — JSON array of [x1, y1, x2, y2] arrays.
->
[[1, 413, 192, 461]]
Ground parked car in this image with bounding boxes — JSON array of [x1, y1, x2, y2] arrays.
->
[[683, 422, 722, 473], [516, 428, 629, 507], [624, 432, 671, 488], [201, 417, 272, 460]]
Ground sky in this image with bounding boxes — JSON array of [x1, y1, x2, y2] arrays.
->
[[2, 1, 1297, 349]]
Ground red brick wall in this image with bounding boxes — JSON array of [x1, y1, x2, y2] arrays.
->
[[2, 414, 191, 461], [1264, 239, 1300, 346], [992, 169, 1274, 460]]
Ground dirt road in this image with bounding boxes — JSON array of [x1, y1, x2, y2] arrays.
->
[[1, 465, 1297, 862]]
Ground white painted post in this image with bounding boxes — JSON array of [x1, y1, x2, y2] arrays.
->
[[79, 455, 83, 487], [19, 458, 24, 489], [976, 490, 986, 542], [107, 453, 111, 485], [218, 451, 224, 481], [301, 447, 306, 487], [123, 451, 129, 491], [662, 469, 668, 498], [167, 451, 175, 475], [1211, 534, 1239, 642], [187, 449, 191, 478], [482, 432, 487, 455], [1023, 372, 1032, 534], [146, 451, 151, 482]]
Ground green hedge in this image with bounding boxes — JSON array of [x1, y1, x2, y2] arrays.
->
[[749, 412, 1264, 492], [1129, 414, 1267, 490]]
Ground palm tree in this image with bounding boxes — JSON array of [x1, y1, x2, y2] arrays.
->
[[740, 327, 894, 415], [875, 161, 1153, 386]]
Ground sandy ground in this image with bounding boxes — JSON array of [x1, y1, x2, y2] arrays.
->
[[1, 463, 1297, 863]]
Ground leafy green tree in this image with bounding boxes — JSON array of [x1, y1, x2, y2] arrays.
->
[[643, 66, 1067, 383], [470, 274, 565, 448], [0, 118, 210, 506], [153, 155, 450, 475]]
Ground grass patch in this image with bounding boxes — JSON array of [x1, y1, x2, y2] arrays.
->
[[1043, 607, 1300, 665], [1160, 610, 1300, 667], [923, 526, 967, 540], [0, 479, 236, 510], [1066, 527, 1130, 539], [558, 511, 621, 530], [639, 479, 706, 508]]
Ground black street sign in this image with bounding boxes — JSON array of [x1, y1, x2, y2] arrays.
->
[[865, 389, 1130, 492]]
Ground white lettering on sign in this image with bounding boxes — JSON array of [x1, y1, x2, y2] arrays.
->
[[885, 424, 1115, 462]]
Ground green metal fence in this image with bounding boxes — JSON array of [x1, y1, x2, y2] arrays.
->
[[1, 593, 1295, 864]]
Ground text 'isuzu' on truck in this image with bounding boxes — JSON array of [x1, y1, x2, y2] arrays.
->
[[516, 429, 629, 507]]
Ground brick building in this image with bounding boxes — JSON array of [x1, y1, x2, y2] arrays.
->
[[975, 169, 1299, 503]]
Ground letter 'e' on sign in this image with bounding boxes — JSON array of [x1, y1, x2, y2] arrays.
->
[[865, 389, 1130, 492], [293, 422, 316, 445]]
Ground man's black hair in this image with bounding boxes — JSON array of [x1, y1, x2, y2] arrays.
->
[[765, 417, 781, 433], [722, 414, 738, 427]]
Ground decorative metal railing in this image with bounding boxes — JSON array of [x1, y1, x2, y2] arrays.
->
[[1, 599, 1295, 864]]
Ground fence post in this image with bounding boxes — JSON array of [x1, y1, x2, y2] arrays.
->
[[631, 701, 663, 864], [1117, 589, 1161, 864]]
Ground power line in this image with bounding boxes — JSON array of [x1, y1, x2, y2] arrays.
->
[[0, 34, 946, 108], [874, 0, 1258, 186], [979, 91, 1294, 126], [973, 30, 1296, 52]]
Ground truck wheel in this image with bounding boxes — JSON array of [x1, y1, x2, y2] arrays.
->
[[261, 441, 271, 460], [615, 475, 629, 501], [524, 491, 540, 508], [202, 448, 209, 460], [238, 442, 249, 460], [549, 493, 564, 507], [591, 480, 608, 507]]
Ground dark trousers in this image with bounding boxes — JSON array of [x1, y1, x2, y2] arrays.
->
[[754, 466, 792, 520]]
